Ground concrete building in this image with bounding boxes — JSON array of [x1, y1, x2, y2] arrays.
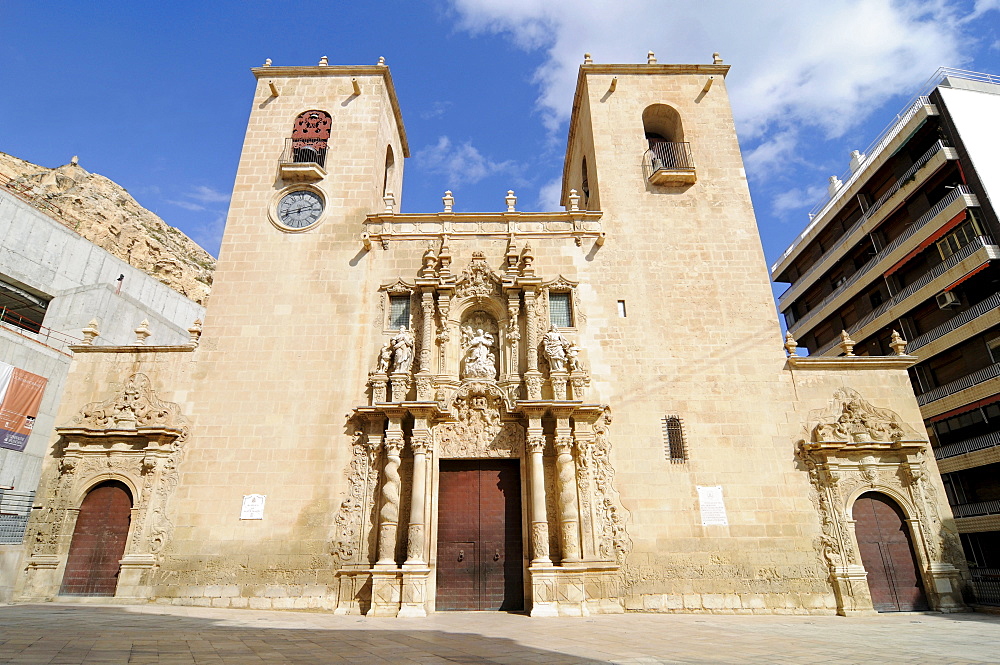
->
[[771, 68, 1000, 605], [11, 56, 968, 616], [0, 179, 205, 600]]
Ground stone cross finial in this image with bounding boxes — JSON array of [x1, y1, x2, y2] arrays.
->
[[263, 58, 272, 67], [442, 190, 454, 213], [784, 331, 798, 357], [318, 55, 329, 66], [568, 189, 581, 212], [889, 330, 908, 356], [584, 53, 593, 64], [713, 52, 723, 64], [647, 51, 657, 64], [134, 319, 151, 346], [188, 319, 203, 347], [838, 330, 856, 357], [81, 318, 100, 346], [505, 190, 517, 213], [383, 191, 395, 215], [377, 56, 386, 66]]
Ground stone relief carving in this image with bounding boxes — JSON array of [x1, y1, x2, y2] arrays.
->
[[435, 382, 523, 458], [331, 432, 378, 564], [542, 325, 571, 372], [591, 408, 632, 564], [389, 327, 415, 374], [461, 314, 498, 380], [74, 373, 186, 431], [810, 388, 918, 444], [455, 252, 501, 301]]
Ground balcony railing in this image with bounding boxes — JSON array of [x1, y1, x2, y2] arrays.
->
[[951, 499, 1000, 519], [789, 185, 974, 337], [917, 360, 1000, 407], [971, 568, 1000, 607], [0, 306, 80, 354], [813, 235, 998, 356], [280, 137, 328, 168], [0, 489, 34, 545], [935, 430, 1000, 460], [643, 142, 695, 185], [778, 140, 949, 304], [908, 292, 1000, 354]]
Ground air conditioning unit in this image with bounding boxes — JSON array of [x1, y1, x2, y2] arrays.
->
[[936, 291, 960, 309]]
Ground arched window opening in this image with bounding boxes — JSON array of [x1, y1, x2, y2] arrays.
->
[[383, 145, 395, 196], [60, 481, 133, 597], [581, 157, 590, 208], [289, 110, 331, 167], [642, 104, 695, 184]]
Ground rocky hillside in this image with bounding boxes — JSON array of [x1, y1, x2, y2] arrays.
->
[[0, 152, 215, 304]]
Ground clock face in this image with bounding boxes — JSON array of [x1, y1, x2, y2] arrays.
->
[[276, 190, 324, 229]]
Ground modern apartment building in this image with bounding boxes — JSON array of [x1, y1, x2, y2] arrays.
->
[[772, 69, 1000, 603]]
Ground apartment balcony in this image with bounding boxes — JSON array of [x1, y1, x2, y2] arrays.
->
[[643, 142, 696, 185], [777, 140, 956, 310], [907, 292, 1000, 360], [936, 430, 1000, 474], [278, 138, 328, 181], [917, 361, 1000, 421], [771, 97, 938, 279], [970, 568, 1000, 607], [952, 499, 1000, 519], [811, 237, 1000, 356], [787, 185, 979, 340]]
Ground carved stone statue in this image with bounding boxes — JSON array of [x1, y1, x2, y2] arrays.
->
[[462, 326, 497, 379], [376, 342, 392, 373], [389, 327, 414, 373], [543, 324, 570, 372], [566, 342, 583, 372]]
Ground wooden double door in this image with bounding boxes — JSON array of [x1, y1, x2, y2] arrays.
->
[[60, 481, 132, 596], [853, 492, 928, 612], [436, 459, 524, 611]]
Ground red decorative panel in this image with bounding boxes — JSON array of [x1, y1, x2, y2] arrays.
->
[[436, 460, 523, 611], [853, 493, 928, 612], [292, 110, 331, 147], [59, 481, 132, 597]]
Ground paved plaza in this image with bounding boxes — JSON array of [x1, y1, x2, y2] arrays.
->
[[1, 604, 1000, 664]]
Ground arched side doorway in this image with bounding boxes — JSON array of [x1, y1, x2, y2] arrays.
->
[[853, 492, 928, 612], [59, 481, 133, 596]]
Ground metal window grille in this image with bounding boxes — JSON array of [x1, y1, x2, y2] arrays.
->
[[0, 490, 35, 545], [549, 292, 572, 327], [663, 416, 687, 462], [389, 295, 410, 329]]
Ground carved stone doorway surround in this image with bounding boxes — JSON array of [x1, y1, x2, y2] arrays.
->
[[799, 388, 966, 616], [335, 382, 630, 617], [16, 374, 187, 602]]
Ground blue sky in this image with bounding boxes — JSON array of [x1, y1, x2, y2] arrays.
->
[[4, 1, 1000, 281]]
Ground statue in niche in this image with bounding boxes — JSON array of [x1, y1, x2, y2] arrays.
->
[[462, 327, 497, 380], [543, 324, 571, 372], [389, 327, 415, 373], [376, 342, 393, 373]]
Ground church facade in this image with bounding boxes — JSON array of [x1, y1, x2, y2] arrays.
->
[[13, 56, 968, 616]]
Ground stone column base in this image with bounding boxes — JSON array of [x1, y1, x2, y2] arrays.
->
[[116, 554, 157, 600], [528, 563, 623, 617], [926, 562, 967, 612], [366, 568, 403, 617], [17, 554, 62, 601], [398, 567, 430, 617], [831, 565, 877, 616], [334, 569, 372, 615]]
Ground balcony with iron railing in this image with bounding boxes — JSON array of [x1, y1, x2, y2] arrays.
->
[[907, 292, 1000, 356], [787, 185, 977, 339], [812, 236, 1000, 357], [777, 140, 954, 308], [970, 567, 1000, 607], [0, 306, 80, 356], [935, 430, 1000, 461], [643, 142, 696, 185], [917, 360, 1000, 407], [278, 137, 328, 182], [951, 498, 1000, 519]]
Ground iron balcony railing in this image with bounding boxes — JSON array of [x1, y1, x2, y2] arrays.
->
[[0, 490, 35, 545], [0, 306, 81, 354], [908, 292, 1000, 354], [778, 140, 949, 304], [917, 360, 1000, 407], [643, 142, 694, 177], [813, 236, 998, 356], [789, 185, 974, 337], [935, 430, 1000, 461], [280, 137, 328, 168], [971, 568, 1000, 607], [951, 499, 1000, 519]]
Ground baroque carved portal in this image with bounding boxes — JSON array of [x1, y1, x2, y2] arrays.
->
[[798, 388, 965, 616], [436, 382, 523, 458]]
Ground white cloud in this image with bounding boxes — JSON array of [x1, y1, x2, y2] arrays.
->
[[420, 101, 453, 120], [188, 185, 231, 204], [772, 185, 827, 215], [448, 0, 994, 149], [415, 136, 517, 186], [165, 199, 206, 212], [537, 176, 563, 211]]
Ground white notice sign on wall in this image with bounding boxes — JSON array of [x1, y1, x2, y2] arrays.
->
[[697, 485, 728, 526], [240, 494, 266, 520]]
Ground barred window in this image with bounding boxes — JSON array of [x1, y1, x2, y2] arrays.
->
[[389, 295, 410, 329], [549, 292, 573, 327], [663, 415, 687, 462]]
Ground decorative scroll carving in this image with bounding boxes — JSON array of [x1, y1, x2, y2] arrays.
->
[[455, 252, 502, 301], [810, 388, 918, 444], [591, 408, 631, 564], [434, 382, 523, 458], [73, 374, 186, 431], [332, 432, 372, 563]]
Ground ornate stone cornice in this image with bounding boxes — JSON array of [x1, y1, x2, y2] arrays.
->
[[56, 373, 188, 439], [787, 355, 918, 370]]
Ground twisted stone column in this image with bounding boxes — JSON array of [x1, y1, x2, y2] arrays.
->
[[523, 288, 543, 399], [376, 413, 405, 566], [554, 413, 581, 562], [417, 290, 436, 400], [405, 414, 432, 565]]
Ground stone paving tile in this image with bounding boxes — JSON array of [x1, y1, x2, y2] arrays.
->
[[1, 604, 1000, 664]]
